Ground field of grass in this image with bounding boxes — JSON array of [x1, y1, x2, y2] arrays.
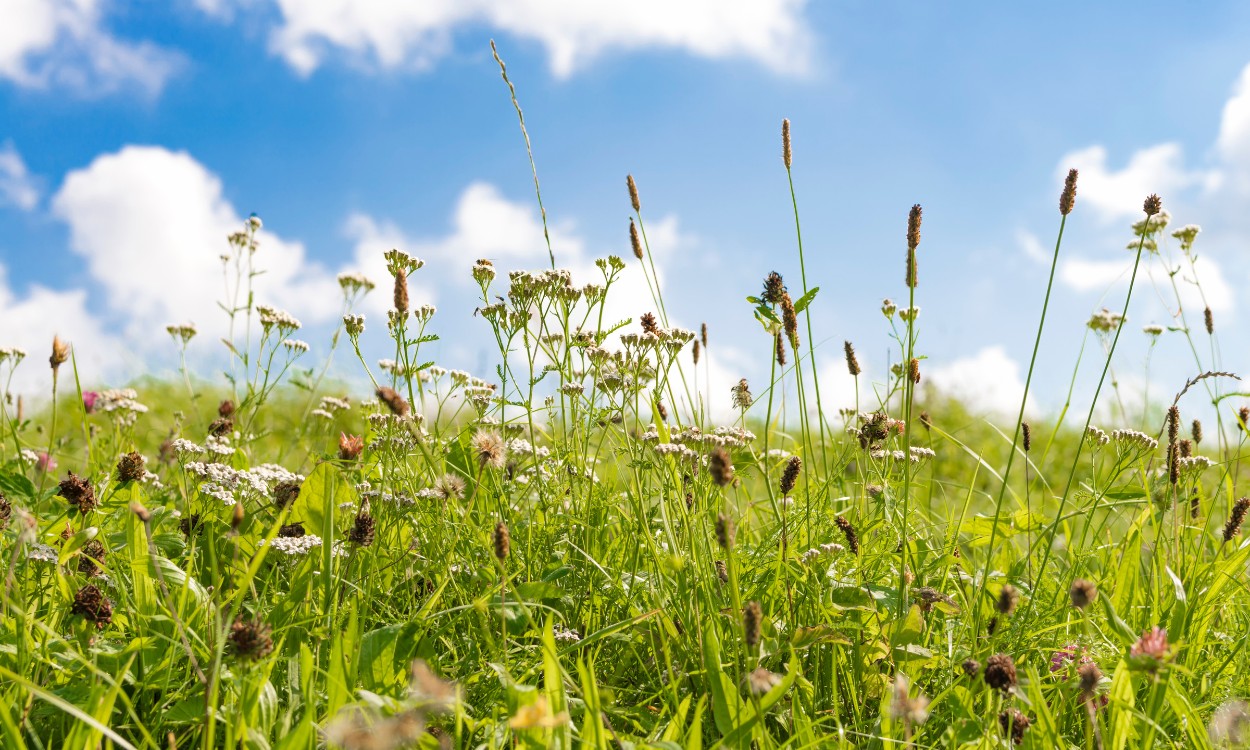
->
[[3, 62, 1250, 750]]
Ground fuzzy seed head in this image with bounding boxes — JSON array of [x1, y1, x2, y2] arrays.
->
[[774, 331, 786, 366], [743, 601, 762, 649], [218, 399, 235, 418], [117, 451, 146, 483], [626, 174, 640, 212], [1192, 419, 1203, 445], [209, 417, 234, 438], [376, 386, 410, 418], [844, 340, 861, 376], [1224, 497, 1250, 542], [780, 293, 799, 349], [49, 335, 70, 371], [907, 204, 922, 252], [229, 618, 274, 662], [1077, 662, 1102, 701], [961, 658, 981, 678], [983, 653, 1017, 692], [493, 521, 510, 560], [709, 447, 735, 487], [393, 268, 410, 315], [997, 584, 1020, 615], [780, 456, 801, 497], [781, 119, 792, 169], [630, 218, 643, 260], [1060, 168, 1078, 215], [835, 515, 860, 555], [715, 512, 735, 550], [78, 539, 106, 576], [338, 433, 364, 461], [1021, 422, 1032, 453], [1205, 306, 1214, 335], [472, 429, 507, 470], [1069, 578, 1098, 609]]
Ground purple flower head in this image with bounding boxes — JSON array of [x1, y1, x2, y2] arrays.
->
[[82, 391, 99, 414], [1050, 644, 1082, 673], [36, 453, 57, 473]]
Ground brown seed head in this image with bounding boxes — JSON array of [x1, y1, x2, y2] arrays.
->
[[997, 584, 1020, 615], [998, 708, 1031, 745], [835, 515, 860, 555], [1205, 306, 1214, 335], [1069, 578, 1098, 609], [393, 267, 409, 315], [472, 429, 507, 470], [1192, 419, 1203, 445], [116, 451, 146, 483], [1224, 497, 1250, 542], [228, 618, 274, 662], [71, 584, 113, 629], [1060, 168, 1079, 215], [640, 311, 659, 335], [961, 658, 981, 678], [692, 340, 701, 365], [983, 653, 1017, 692], [376, 386, 410, 418], [743, 601, 762, 649], [493, 521, 510, 560], [231, 502, 245, 534], [338, 432, 364, 461], [626, 174, 641, 212], [908, 357, 920, 384], [844, 341, 861, 376], [774, 331, 786, 366], [1167, 405, 1181, 445], [761, 271, 786, 306], [715, 512, 736, 550], [218, 399, 235, 418], [700, 323, 708, 348], [349, 510, 376, 546], [179, 514, 203, 539], [629, 218, 643, 260], [715, 559, 728, 582], [919, 411, 931, 431], [1168, 442, 1179, 485], [49, 335, 70, 371], [209, 417, 234, 438], [780, 292, 799, 349], [1021, 422, 1032, 453], [781, 119, 792, 169], [780, 456, 801, 497], [78, 539, 106, 576], [656, 401, 668, 422], [273, 480, 301, 510], [709, 447, 734, 487], [907, 204, 922, 252], [1077, 662, 1102, 702], [1143, 194, 1162, 216], [130, 500, 151, 522], [58, 472, 97, 515]]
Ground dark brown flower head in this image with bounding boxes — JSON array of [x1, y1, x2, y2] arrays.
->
[[692, 340, 701, 365], [58, 472, 97, 515], [179, 513, 203, 539], [278, 522, 306, 538], [998, 708, 1030, 745], [983, 653, 1017, 692], [627, 174, 641, 212], [1240, 406, 1250, 432], [1192, 419, 1203, 445], [1069, 578, 1098, 609], [908, 357, 920, 384], [835, 515, 860, 555], [709, 447, 734, 487], [780, 119, 794, 171], [997, 584, 1020, 615], [338, 432, 364, 461], [376, 386, 410, 418], [0, 493, 11, 531], [715, 559, 728, 583], [209, 417, 234, 438], [1060, 168, 1079, 215], [715, 512, 736, 550], [71, 584, 113, 629], [1143, 194, 1162, 216], [774, 331, 787, 366], [348, 510, 376, 546], [656, 401, 668, 422], [700, 323, 708, 348], [961, 658, 981, 678], [78, 539, 106, 576], [1191, 491, 1202, 520], [640, 312, 659, 336], [1168, 442, 1179, 485], [218, 399, 235, 418], [1205, 306, 1214, 335], [228, 618, 274, 662], [780, 293, 799, 349], [1179, 439, 1192, 458], [1077, 661, 1102, 702], [843, 341, 861, 376], [493, 521, 510, 561], [1167, 405, 1181, 445], [907, 204, 922, 251], [761, 271, 786, 306], [780, 456, 801, 496], [1223, 497, 1250, 542], [1020, 422, 1032, 452], [743, 601, 762, 649], [273, 480, 301, 510], [986, 616, 999, 636], [393, 267, 410, 315], [629, 218, 643, 260], [117, 451, 146, 483]]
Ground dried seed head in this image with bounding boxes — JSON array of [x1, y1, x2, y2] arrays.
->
[[231, 502, 245, 534], [656, 401, 668, 422], [1168, 442, 1180, 485], [998, 708, 1030, 745], [629, 218, 643, 260], [1167, 405, 1181, 444], [179, 514, 203, 539], [997, 584, 1020, 615], [1205, 306, 1214, 335], [919, 411, 932, 431], [0, 493, 10, 531], [376, 386, 410, 418], [1241, 406, 1250, 432], [1077, 662, 1102, 702], [58, 472, 97, 515], [761, 271, 786, 306], [780, 456, 801, 497], [640, 312, 659, 336], [986, 616, 999, 636], [349, 510, 376, 546], [774, 331, 787, 366], [1223, 497, 1250, 542], [709, 447, 735, 487], [743, 601, 762, 649], [692, 340, 701, 366], [472, 429, 507, 470], [715, 559, 728, 582], [116, 451, 146, 483], [1060, 168, 1079, 215], [1179, 439, 1192, 458], [961, 658, 981, 678], [780, 292, 799, 349], [907, 204, 922, 252], [209, 417, 234, 438], [278, 522, 305, 538], [983, 653, 1017, 692], [78, 539, 106, 576], [49, 335, 70, 371], [338, 433, 364, 461], [626, 174, 641, 212], [273, 480, 301, 510], [1021, 422, 1032, 453], [781, 119, 792, 169], [1069, 578, 1098, 609], [71, 584, 113, 629], [393, 268, 410, 315], [1143, 194, 1162, 216], [835, 515, 860, 555], [1192, 419, 1203, 445], [908, 357, 920, 384], [1191, 491, 1201, 520], [715, 513, 736, 550], [844, 341, 861, 376], [493, 521, 510, 560], [228, 618, 274, 662], [218, 399, 235, 418], [701, 323, 708, 348], [730, 379, 752, 411]]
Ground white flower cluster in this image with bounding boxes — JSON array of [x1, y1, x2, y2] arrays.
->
[[1111, 429, 1158, 452], [26, 543, 59, 564], [0, 346, 28, 363], [507, 438, 550, 458], [801, 542, 846, 565], [166, 324, 197, 344], [869, 446, 935, 463], [257, 305, 302, 332], [343, 314, 365, 337], [1142, 324, 1165, 336], [1178, 455, 1215, 476], [263, 535, 346, 557], [668, 425, 756, 449], [282, 339, 310, 354], [337, 272, 375, 293], [553, 625, 581, 643], [1086, 426, 1110, 447], [170, 438, 205, 457], [1088, 308, 1125, 333], [184, 462, 300, 505]]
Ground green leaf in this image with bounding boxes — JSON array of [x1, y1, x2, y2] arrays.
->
[[792, 286, 820, 313]]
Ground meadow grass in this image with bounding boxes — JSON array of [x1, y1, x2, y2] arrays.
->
[[2, 55, 1250, 750]]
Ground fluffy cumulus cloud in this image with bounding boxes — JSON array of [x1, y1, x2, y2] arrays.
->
[[258, 0, 812, 78], [926, 346, 1036, 419], [0, 142, 40, 210], [1055, 143, 1217, 224], [0, 0, 181, 95]]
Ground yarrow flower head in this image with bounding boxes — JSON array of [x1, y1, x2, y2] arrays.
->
[[256, 305, 301, 333]]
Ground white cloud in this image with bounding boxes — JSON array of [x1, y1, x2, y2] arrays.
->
[[1059, 249, 1232, 314], [0, 0, 181, 96], [1016, 229, 1048, 264], [0, 142, 39, 210], [261, 0, 812, 78], [1055, 143, 1216, 223], [926, 346, 1037, 419]]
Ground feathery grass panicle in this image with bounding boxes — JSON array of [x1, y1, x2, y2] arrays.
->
[[1060, 168, 1079, 215], [629, 218, 643, 260], [627, 174, 641, 213]]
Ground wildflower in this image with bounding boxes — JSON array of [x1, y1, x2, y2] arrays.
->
[[376, 386, 410, 418], [999, 708, 1031, 745], [709, 447, 734, 487], [1143, 193, 1162, 216], [1021, 422, 1032, 452], [343, 314, 365, 337], [715, 513, 735, 550], [473, 429, 507, 470], [78, 539, 106, 576], [338, 433, 364, 461], [49, 335, 70, 372], [226, 618, 274, 662], [743, 601, 762, 649], [730, 379, 752, 410], [337, 271, 375, 295], [493, 521, 510, 561], [209, 417, 234, 438], [761, 271, 786, 305], [1143, 324, 1164, 337], [36, 452, 56, 473], [256, 305, 301, 332], [626, 174, 641, 212], [1070, 578, 1098, 609], [281, 338, 310, 354], [961, 659, 980, 678], [882, 298, 897, 317], [58, 472, 97, 514], [1130, 626, 1170, 670], [1059, 168, 1078, 216], [780, 456, 801, 496], [82, 391, 99, 413], [844, 341, 861, 376], [26, 543, 59, 564], [983, 653, 1017, 692], [71, 584, 113, 629], [116, 452, 146, 483], [1224, 498, 1250, 542], [746, 667, 782, 696], [264, 535, 327, 556], [432, 474, 465, 502], [1087, 307, 1125, 333], [835, 516, 859, 555]]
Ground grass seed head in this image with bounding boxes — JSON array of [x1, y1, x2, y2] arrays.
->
[[1021, 422, 1032, 452], [780, 456, 801, 496], [983, 653, 1017, 692], [700, 323, 708, 348], [58, 472, 97, 515], [781, 292, 799, 348], [71, 584, 113, 629], [376, 386, 410, 418], [997, 584, 1020, 615], [630, 218, 643, 260], [908, 357, 920, 384], [1205, 306, 1214, 335], [782, 119, 792, 169], [692, 340, 700, 365], [1069, 578, 1098, 609], [844, 340, 861, 376], [835, 516, 859, 555], [715, 513, 736, 550], [1192, 419, 1203, 444], [626, 174, 640, 212], [1167, 405, 1181, 444], [1060, 168, 1078, 215], [493, 521, 510, 561], [229, 618, 274, 662], [743, 601, 762, 649], [774, 331, 786, 366], [1143, 193, 1162, 216], [709, 448, 735, 487], [1223, 497, 1250, 542]]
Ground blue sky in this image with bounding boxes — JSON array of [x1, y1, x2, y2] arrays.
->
[[3, 0, 1250, 424]]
